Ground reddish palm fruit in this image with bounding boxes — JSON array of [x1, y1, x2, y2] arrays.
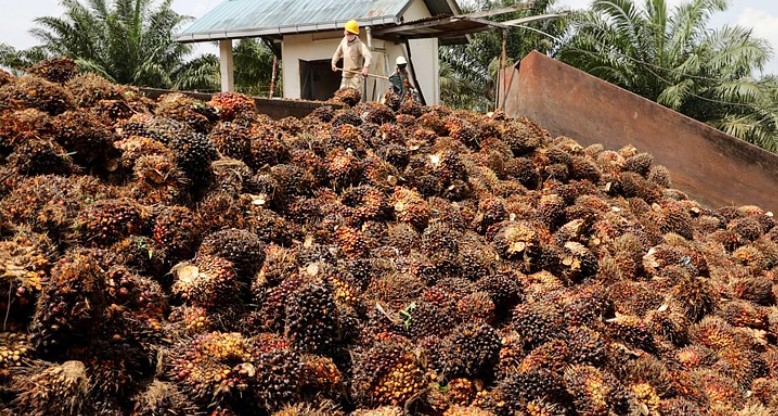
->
[[0, 75, 75, 115], [152, 205, 200, 263], [171, 255, 240, 309], [9, 360, 91, 416]]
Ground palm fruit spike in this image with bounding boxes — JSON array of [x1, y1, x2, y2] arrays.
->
[[0, 333, 32, 382], [6, 138, 75, 175], [284, 277, 338, 354], [64, 73, 122, 107], [152, 205, 200, 263], [10, 360, 91, 416], [74, 198, 145, 247], [0, 75, 75, 115], [198, 228, 267, 279], [250, 338, 304, 411], [391, 187, 430, 230], [29, 252, 106, 354], [0, 229, 51, 325], [438, 323, 501, 379], [208, 92, 256, 121], [512, 302, 566, 350], [27, 57, 78, 84], [169, 131, 218, 183], [333, 88, 361, 106], [171, 255, 240, 309], [53, 110, 120, 168]]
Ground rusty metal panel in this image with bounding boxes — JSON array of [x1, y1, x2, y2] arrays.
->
[[503, 51, 778, 212]]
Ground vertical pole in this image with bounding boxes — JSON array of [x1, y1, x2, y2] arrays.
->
[[219, 39, 234, 92], [269, 55, 278, 98], [498, 29, 507, 110]]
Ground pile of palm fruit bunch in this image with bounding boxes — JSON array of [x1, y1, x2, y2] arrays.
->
[[0, 57, 776, 416]]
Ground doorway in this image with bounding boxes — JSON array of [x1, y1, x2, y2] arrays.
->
[[300, 59, 342, 101]]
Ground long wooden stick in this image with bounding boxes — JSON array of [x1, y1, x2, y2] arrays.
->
[[336, 67, 389, 80]]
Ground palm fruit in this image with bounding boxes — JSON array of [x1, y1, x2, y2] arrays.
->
[[729, 276, 775, 305], [390, 187, 430, 230], [0, 229, 51, 324], [7, 138, 75, 175], [102, 236, 166, 278], [208, 92, 255, 121], [562, 284, 613, 328], [751, 377, 778, 408], [9, 360, 91, 416], [152, 205, 200, 263], [351, 407, 407, 416], [0, 75, 75, 115], [475, 271, 522, 312], [198, 228, 266, 279], [64, 73, 122, 107], [27, 57, 79, 84], [53, 110, 120, 168], [29, 252, 106, 353], [352, 334, 428, 407], [622, 152, 653, 177], [0, 333, 32, 382], [91, 98, 133, 122], [272, 401, 344, 416], [207, 121, 251, 160], [517, 339, 570, 375], [0, 68, 13, 86], [669, 274, 717, 322], [659, 397, 704, 416], [645, 303, 690, 346], [512, 302, 566, 350], [132, 380, 202, 416], [438, 323, 500, 379], [558, 241, 598, 282], [167, 331, 254, 405], [562, 365, 625, 416], [169, 132, 218, 183], [606, 313, 656, 352], [442, 405, 495, 416], [283, 277, 337, 354], [492, 221, 541, 266], [0, 108, 56, 156], [172, 255, 240, 309], [456, 291, 496, 324], [248, 131, 289, 170], [333, 88, 361, 106], [74, 198, 145, 247], [491, 369, 570, 415], [250, 340, 304, 411], [155, 93, 214, 133]]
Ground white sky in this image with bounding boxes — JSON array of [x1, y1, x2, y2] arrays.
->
[[1, 0, 777, 74]]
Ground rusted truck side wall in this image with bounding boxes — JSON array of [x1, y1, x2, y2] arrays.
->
[[503, 51, 778, 212], [140, 88, 340, 120]]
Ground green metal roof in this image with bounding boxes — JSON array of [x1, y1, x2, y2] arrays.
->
[[176, 0, 459, 42]]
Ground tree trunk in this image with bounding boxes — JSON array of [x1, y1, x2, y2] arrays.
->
[[269, 55, 278, 99]]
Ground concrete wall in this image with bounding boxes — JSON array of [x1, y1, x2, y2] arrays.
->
[[280, 0, 440, 104], [502, 51, 778, 212]]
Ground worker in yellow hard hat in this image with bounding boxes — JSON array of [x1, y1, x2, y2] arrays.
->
[[332, 19, 372, 92]]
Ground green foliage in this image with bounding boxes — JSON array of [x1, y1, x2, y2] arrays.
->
[[557, 0, 777, 152]]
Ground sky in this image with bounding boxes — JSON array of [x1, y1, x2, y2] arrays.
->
[[1, 0, 778, 74]]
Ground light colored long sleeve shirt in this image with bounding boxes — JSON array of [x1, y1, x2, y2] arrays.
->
[[332, 36, 372, 78]]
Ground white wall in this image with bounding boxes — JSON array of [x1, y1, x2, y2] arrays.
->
[[280, 0, 441, 104]]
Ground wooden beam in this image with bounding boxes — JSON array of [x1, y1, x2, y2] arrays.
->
[[500, 12, 569, 27], [461, 2, 534, 19], [219, 39, 234, 92], [372, 16, 455, 36]]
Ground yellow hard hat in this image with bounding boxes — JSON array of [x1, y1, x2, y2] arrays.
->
[[345, 20, 359, 35]]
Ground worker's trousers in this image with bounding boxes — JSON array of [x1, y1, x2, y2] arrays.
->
[[340, 76, 363, 91]]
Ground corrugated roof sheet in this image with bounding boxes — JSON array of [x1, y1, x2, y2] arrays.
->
[[176, 0, 458, 42]]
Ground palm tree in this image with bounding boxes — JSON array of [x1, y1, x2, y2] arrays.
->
[[557, 0, 776, 151], [440, 0, 570, 110], [0, 43, 51, 75], [25, 0, 213, 89]]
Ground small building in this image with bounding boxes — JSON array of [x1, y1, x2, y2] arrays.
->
[[175, 0, 464, 104]]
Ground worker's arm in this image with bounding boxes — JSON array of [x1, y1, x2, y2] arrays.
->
[[332, 40, 343, 72], [360, 42, 372, 77]]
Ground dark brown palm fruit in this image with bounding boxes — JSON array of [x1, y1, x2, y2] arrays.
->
[[167, 331, 254, 405], [622, 152, 653, 177], [729, 276, 775, 305], [391, 187, 430, 230], [512, 302, 566, 350], [29, 252, 106, 353], [7, 138, 75, 175], [332, 225, 367, 258], [155, 93, 213, 133], [326, 148, 364, 189], [309, 105, 336, 123], [53, 110, 120, 167], [248, 131, 290, 169], [352, 335, 427, 407], [716, 300, 769, 330], [91, 98, 133, 122], [568, 156, 601, 183], [74, 198, 145, 247], [493, 221, 541, 264], [473, 197, 507, 234], [198, 228, 266, 279], [619, 355, 676, 399], [208, 92, 255, 121], [132, 380, 202, 416], [415, 112, 447, 136], [398, 97, 423, 117], [64, 73, 122, 107], [208, 121, 251, 160], [564, 326, 606, 367], [658, 199, 694, 239], [456, 291, 496, 324], [659, 397, 704, 416], [557, 241, 598, 282], [284, 278, 337, 354], [562, 365, 623, 416], [648, 164, 672, 187], [9, 360, 91, 416], [364, 104, 396, 125], [491, 369, 570, 415], [404, 301, 455, 340], [445, 117, 478, 148], [501, 119, 544, 155], [645, 303, 690, 346], [605, 313, 656, 352], [171, 255, 240, 309], [342, 185, 391, 223], [688, 369, 744, 409], [27, 58, 78, 84], [0, 75, 75, 115], [751, 377, 778, 408], [618, 171, 661, 203], [333, 87, 361, 106], [385, 222, 420, 254], [517, 338, 570, 375], [0, 108, 56, 156], [458, 240, 498, 281], [475, 272, 523, 312], [194, 192, 246, 235], [728, 216, 764, 243], [331, 109, 363, 128], [152, 206, 200, 263], [169, 131, 218, 183], [669, 274, 717, 322]]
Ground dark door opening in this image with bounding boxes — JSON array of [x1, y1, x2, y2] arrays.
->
[[300, 59, 342, 101]]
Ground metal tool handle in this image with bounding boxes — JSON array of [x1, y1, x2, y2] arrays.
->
[[336, 67, 389, 80]]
